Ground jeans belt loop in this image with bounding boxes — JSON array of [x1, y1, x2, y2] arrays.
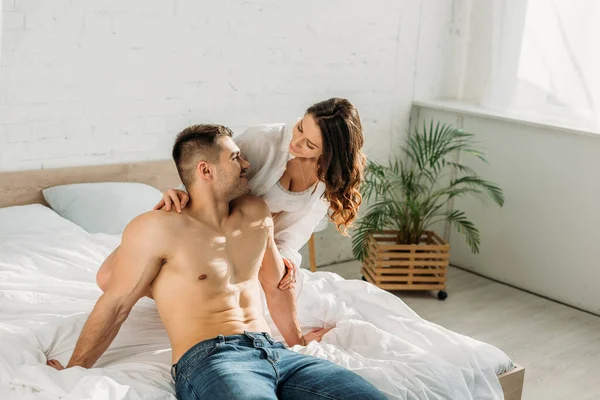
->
[[170, 364, 177, 381]]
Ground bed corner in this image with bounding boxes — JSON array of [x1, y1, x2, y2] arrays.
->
[[499, 365, 525, 400]]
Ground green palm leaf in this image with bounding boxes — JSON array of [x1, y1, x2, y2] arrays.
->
[[352, 199, 400, 261], [445, 210, 480, 253], [450, 176, 505, 206]]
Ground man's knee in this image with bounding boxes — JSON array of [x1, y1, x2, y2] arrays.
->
[[282, 357, 385, 400], [324, 367, 383, 397]]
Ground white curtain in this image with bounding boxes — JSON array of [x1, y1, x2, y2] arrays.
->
[[436, 0, 600, 132]]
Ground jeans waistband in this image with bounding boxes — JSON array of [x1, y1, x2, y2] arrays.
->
[[171, 331, 276, 381]]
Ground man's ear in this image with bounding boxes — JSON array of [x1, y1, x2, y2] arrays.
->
[[196, 161, 213, 181]]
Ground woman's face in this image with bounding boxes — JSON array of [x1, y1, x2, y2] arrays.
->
[[289, 114, 323, 159]]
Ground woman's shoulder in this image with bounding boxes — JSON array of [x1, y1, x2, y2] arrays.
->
[[234, 123, 287, 146], [312, 182, 327, 202], [233, 123, 291, 187]]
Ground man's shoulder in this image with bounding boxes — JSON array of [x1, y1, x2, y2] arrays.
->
[[128, 209, 174, 226], [123, 210, 177, 240], [232, 195, 270, 217]]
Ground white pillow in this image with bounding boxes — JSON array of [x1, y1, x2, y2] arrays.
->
[[0, 204, 84, 235], [43, 182, 162, 234]]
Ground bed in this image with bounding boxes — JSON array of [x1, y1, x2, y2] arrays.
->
[[0, 160, 525, 400]]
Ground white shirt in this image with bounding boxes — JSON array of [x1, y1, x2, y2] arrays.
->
[[262, 180, 315, 214]]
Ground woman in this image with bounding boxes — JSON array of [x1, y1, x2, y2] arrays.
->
[[155, 97, 366, 291]]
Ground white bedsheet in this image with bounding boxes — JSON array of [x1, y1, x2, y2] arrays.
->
[[0, 230, 510, 399]]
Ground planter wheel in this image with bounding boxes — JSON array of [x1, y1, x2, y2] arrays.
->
[[361, 275, 367, 282], [437, 291, 448, 301]]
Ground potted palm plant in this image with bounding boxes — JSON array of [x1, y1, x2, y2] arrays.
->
[[352, 120, 504, 300]]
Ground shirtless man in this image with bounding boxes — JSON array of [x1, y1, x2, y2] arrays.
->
[[47, 124, 385, 400]]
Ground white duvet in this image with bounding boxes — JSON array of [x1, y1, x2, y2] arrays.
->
[[0, 230, 510, 400]]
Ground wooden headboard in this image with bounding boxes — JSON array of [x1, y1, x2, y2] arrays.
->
[[0, 160, 180, 208]]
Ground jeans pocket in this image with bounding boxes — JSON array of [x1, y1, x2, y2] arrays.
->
[[179, 343, 222, 377]]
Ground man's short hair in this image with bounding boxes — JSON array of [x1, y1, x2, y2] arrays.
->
[[172, 124, 233, 188]]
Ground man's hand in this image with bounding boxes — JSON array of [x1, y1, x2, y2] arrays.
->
[[47, 359, 65, 371], [302, 327, 333, 345], [278, 258, 297, 290]]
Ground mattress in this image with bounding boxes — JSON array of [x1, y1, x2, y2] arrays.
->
[[0, 229, 510, 399]]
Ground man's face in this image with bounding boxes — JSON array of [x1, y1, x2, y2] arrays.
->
[[213, 136, 251, 201]]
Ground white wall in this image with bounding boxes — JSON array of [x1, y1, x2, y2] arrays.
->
[[415, 104, 600, 315], [0, 0, 453, 266], [0, 0, 414, 171]]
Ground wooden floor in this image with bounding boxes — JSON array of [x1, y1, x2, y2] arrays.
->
[[319, 262, 600, 400]]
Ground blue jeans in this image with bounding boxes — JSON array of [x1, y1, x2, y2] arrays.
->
[[172, 331, 386, 400]]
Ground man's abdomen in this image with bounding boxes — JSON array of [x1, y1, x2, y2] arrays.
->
[[154, 286, 271, 363]]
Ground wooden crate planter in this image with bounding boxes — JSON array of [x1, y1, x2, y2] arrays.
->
[[361, 230, 449, 299]]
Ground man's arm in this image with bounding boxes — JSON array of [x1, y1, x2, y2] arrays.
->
[[259, 224, 305, 347], [64, 212, 167, 368]]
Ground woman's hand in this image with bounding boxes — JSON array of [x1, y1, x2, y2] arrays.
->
[[47, 359, 65, 371], [153, 189, 189, 213], [279, 258, 297, 290], [302, 327, 333, 345]]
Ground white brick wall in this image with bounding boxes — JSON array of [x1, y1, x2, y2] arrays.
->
[[0, 0, 448, 265]]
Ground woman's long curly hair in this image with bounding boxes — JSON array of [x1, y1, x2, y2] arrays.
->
[[307, 97, 366, 235]]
